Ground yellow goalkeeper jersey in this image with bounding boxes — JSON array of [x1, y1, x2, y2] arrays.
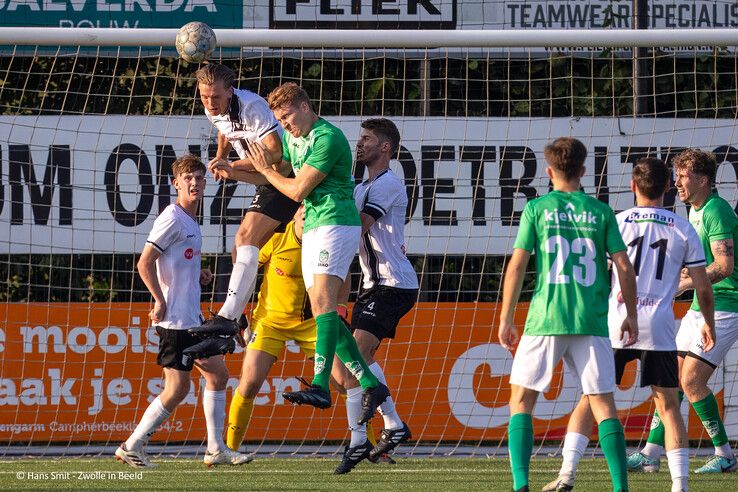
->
[[252, 221, 312, 328]]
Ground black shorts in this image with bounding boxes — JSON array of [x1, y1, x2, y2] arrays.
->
[[156, 326, 202, 371], [248, 184, 301, 233], [350, 286, 417, 341], [614, 348, 679, 388]]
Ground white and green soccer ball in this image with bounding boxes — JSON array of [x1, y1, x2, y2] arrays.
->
[[175, 22, 216, 63]]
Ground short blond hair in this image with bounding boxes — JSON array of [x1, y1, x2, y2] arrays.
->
[[267, 82, 312, 111], [172, 154, 206, 177], [195, 63, 235, 88]]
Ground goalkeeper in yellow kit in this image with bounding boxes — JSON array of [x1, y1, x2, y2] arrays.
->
[[226, 206, 381, 454]]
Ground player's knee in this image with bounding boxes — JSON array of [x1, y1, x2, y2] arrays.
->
[[240, 379, 262, 399]]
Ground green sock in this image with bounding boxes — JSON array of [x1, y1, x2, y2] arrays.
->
[[599, 418, 628, 492], [692, 393, 729, 447], [311, 312, 339, 391], [334, 320, 379, 389], [508, 413, 533, 490], [646, 391, 683, 447]]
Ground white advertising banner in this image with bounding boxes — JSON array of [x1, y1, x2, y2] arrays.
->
[[1, 115, 737, 255]]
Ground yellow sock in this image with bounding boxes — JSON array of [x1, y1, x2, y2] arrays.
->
[[226, 391, 254, 451], [339, 393, 377, 446], [366, 420, 377, 446]]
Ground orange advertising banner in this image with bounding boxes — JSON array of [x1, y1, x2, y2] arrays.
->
[[0, 302, 719, 444]]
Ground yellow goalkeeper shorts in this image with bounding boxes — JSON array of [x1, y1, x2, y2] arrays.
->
[[247, 317, 316, 359]]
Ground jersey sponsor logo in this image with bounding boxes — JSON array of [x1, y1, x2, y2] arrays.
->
[[186, 234, 196, 238], [543, 202, 598, 225], [275, 267, 285, 276], [318, 250, 330, 267], [616, 290, 659, 307], [276, 256, 293, 262], [624, 210, 675, 227], [184, 248, 194, 260]]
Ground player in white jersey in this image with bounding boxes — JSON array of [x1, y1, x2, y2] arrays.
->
[[331, 118, 418, 474], [191, 64, 300, 337], [115, 155, 250, 468], [543, 158, 715, 492], [630, 149, 738, 475]]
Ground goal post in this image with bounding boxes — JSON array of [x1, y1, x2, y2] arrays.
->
[[0, 27, 737, 457]]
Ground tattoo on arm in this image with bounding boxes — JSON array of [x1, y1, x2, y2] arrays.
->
[[712, 239, 734, 258]]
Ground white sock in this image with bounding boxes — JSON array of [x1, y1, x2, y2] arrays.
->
[[560, 432, 589, 479], [368, 362, 403, 430], [642, 442, 665, 460], [715, 442, 734, 458], [666, 448, 689, 491], [126, 396, 170, 450], [203, 389, 227, 453], [218, 245, 259, 320], [346, 386, 367, 447]]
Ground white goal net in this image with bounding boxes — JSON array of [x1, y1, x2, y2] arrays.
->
[[0, 27, 737, 458]]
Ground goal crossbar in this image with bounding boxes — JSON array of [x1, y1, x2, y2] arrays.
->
[[2, 27, 738, 48]]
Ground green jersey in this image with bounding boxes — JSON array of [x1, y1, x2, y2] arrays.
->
[[282, 118, 359, 232], [513, 190, 626, 337], [688, 192, 738, 313]]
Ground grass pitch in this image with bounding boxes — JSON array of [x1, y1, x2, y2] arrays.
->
[[0, 456, 736, 491]]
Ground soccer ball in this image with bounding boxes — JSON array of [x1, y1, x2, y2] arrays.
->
[[175, 22, 216, 63]]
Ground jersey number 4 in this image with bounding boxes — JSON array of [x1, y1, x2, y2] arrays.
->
[[545, 235, 596, 286]]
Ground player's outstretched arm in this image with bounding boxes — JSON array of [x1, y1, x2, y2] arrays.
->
[[498, 248, 530, 352], [611, 250, 638, 346], [137, 244, 166, 323], [688, 265, 716, 352]]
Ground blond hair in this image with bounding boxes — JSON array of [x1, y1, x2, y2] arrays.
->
[[195, 63, 235, 88], [267, 82, 312, 111]]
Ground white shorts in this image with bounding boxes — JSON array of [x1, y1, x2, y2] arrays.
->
[[510, 335, 616, 395], [302, 225, 360, 291], [676, 309, 738, 368]]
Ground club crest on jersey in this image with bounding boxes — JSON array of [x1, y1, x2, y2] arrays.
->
[[318, 250, 330, 267], [544, 202, 598, 224], [184, 248, 194, 260], [624, 210, 675, 227]]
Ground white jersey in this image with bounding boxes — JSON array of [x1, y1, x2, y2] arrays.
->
[[354, 169, 418, 290], [206, 88, 281, 159], [609, 206, 705, 350], [146, 204, 204, 330]]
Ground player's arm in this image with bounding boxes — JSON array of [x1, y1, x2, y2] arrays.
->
[[611, 250, 638, 346], [248, 141, 325, 202], [687, 264, 716, 351], [137, 244, 166, 323], [498, 248, 530, 352], [678, 238, 735, 292], [359, 213, 376, 234], [230, 132, 284, 172]]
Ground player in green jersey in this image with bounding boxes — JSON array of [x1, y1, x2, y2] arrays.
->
[[499, 137, 639, 492], [629, 149, 738, 475], [247, 83, 388, 425]]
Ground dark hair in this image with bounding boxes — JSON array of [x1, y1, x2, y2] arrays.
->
[[632, 157, 669, 199], [672, 148, 717, 184], [543, 137, 587, 180], [361, 118, 401, 157], [195, 63, 236, 88], [172, 154, 206, 176]]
